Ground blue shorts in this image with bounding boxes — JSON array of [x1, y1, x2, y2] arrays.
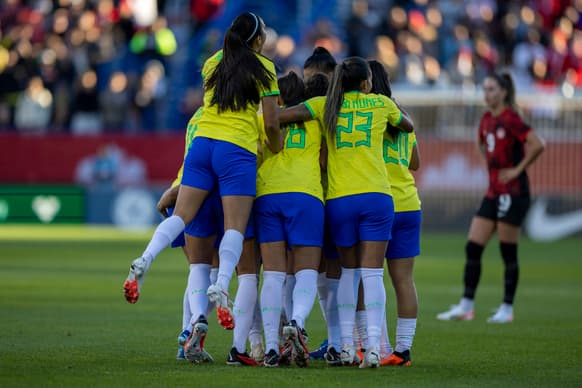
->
[[255, 192, 324, 247], [326, 193, 394, 247], [182, 137, 256, 196], [322, 218, 339, 259], [169, 191, 223, 248], [386, 210, 421, 259], [170, 190, 255, 248]]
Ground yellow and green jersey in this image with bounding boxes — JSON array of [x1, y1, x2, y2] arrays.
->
[[256, 114, 277, 168], [383, 131, 421, 212], [304, 92, 402, 200], [194, 50, 280, 155], [171, 108, 203, 187], [257, 117, 324, 201]]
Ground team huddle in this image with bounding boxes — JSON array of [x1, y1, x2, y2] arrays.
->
[[122, 11, 544, 369]]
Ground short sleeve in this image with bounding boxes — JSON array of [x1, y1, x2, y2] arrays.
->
[[257, 55, 280, 98], [477, 114, 487, 144], [382, 95, 403, 126], [303, 96, 325, 119], [505, 110, 531, 142]]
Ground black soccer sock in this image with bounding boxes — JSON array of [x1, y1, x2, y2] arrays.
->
[[500, 242, 519, 304], [463, 241, 485, 300]]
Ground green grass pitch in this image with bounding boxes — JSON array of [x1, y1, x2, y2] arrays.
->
[[0, 225, 581, 387]]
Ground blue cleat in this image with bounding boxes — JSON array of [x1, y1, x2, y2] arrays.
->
[[309, 338, 328, 360], [178, 329, 191, 346], [176, 346, 186, 360]]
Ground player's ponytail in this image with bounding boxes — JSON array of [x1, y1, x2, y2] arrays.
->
[[500, 72, 517, 110], [324, 57, 370, 140], [491, 71, 518, 111], [206, 12, 274, 113]]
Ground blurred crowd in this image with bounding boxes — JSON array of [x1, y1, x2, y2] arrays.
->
[[1, 0, 581, 134]]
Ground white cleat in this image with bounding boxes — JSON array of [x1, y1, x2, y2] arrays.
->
[[251, 342, 265, 363], [340, 345, 359, 366], [487, 305, 514, 323], [436, 304, 475, 321], [359, 347, 380, 369], [207, 284, 234, 329], [123, 257, 150, 304], [184, 316, 213, 363]]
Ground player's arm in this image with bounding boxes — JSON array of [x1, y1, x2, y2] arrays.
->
[[262, 95, 281, 154], [499, 131, 545, 183], [279, 104, 313, 124], [409, 144, 420, 171], [157, 185, 180, 217]]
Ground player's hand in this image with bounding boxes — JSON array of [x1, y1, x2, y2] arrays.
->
[[499, 167, 520, 183], [157, 187, 178, 217]]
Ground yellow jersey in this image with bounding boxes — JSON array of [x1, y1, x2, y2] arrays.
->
[[257, 118, 324, 201], [304, 92, 403, 200], [171, 108, 203, 187], [194, 50, 280, 155], [256, 114, 277, 167], [383, 131, 421, 212]]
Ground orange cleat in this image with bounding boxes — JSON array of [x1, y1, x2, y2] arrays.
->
[[380, 350, 411, 366]]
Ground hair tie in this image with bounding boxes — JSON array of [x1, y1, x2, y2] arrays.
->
[[246, 13, 259, 43]]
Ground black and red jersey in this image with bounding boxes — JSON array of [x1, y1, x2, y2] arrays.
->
[[478, 107, 532, 198]]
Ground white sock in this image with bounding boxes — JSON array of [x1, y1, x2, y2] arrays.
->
[[361, 267, 386, 350], [206, 267, 219, 316], [261, 271, 285, 353], [249, 295, 263, 347], [338, 267, 357, 347], [355, 310, 368, 349], [292, 269, 318, 328], [216, 229, 244, 291], [210, 267, 219, 284], [142, 215, 185, 264], [380, 306, 393, 356], [283, 274, 295, 323], [325, 278, 340, 350], [460, 297, 474, 311], [233, 274, 257, 353], [182, 287, 191, 332], [317, 272, 328, 322], [187, 263, 210, 326], [395, 317, 417, 352]]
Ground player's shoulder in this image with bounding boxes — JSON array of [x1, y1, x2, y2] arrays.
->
[[256, 53, 276, 71]]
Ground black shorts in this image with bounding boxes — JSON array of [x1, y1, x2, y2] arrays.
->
[[476, 195, 531, 226]]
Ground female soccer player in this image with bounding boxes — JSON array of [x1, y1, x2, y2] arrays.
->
[[279, 57, 413, 368], [122, 11, 280, 356], [368, 60, 420, 367], [256, 72, 324, 368], [437, 72, 545, 323]]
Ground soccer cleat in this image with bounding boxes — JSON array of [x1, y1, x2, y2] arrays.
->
[[123, 257, 150, 304], [359, 347, 380, 369], [176, 346, 186, 361], [487, 305, 514, 323], [263, 349, 279, 367], [184, 315, 213, 363], [177, 329, 191, 346], [250, 342, 265, 363], [380, 350, 411, 366], [283, 320, 309, 367], [207, 284, 235, 330], [278, 342, 292, 366], [436, 304, 475, 321], [356, 348, 365, 363], [309, 338, 328, 360], [324, 346, 341, 366], [340, 345, 360, 366], [226, 347, 259, 366]]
